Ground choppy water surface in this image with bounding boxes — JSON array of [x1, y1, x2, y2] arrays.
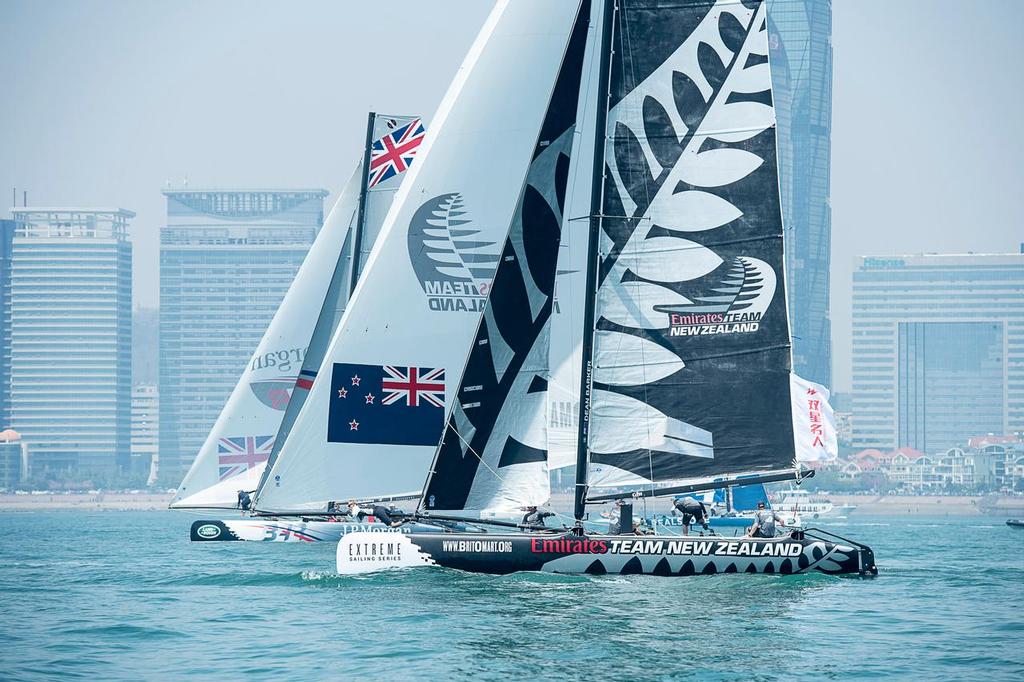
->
[[0, 512, 1021, 680]]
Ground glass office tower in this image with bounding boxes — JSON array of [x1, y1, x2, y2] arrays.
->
[[768, 0, 833, 388], [852, 253, 1024, 452], [159, 189, 326, 478]]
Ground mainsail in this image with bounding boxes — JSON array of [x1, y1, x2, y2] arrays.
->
[[171, 116, 419, 510], [420, 2, 593, 513], [584, 0, 796, 488], [254, 0, 588, 513]]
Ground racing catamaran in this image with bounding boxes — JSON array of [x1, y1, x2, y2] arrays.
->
[[336, 0, 876, 576]]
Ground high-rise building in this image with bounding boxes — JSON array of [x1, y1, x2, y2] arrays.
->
[[159, 189, 327, 477], [8, 208, 134, 473], [768, 0, 833, 388], [851, 253, 1024, 453], [130, 384, 159, 484], [0, 429, 27, 489], [1, 218, 15, 429]]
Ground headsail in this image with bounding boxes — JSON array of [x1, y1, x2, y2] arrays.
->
[[254, 0, 587, 513], [584, 0, 795, 488], [172, 117, 420, 510], [170, 164, 364, 509], [256, 115, 425, 496], [420, 2, 593, 514]]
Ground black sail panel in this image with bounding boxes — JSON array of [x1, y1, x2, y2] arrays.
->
[[421, 2, 591, 512], [587, 0, 794, 487]]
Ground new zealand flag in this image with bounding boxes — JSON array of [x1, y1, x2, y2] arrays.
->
[[327, 363, 445, 446]]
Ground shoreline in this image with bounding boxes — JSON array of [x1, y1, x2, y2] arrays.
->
[[1, 492, 1023, 516], [824, 494, 1024, 517]]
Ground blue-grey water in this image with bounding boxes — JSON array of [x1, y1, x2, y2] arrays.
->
[[1, 512, 1021, 680]]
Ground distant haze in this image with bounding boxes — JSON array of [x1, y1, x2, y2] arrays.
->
[[2, 0, 1021, 392]]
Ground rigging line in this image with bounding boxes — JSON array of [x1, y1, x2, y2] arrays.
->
[[448, 423, 508, 488]]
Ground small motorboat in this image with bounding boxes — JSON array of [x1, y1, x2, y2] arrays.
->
[[1007, 519, 1024, 529]]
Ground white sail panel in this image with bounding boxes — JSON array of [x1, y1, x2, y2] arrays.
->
[[790, 373, 838, 463], [255, 0, 585, 513], [170, 164, 364, 509]]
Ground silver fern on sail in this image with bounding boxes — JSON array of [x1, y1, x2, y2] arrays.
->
[[589, 0, 777, 473], [408, 192, 501, 284]]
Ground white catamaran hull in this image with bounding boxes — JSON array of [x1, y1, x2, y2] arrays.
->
[[190, 519, 445, 543], [336, 531, 877, 576]]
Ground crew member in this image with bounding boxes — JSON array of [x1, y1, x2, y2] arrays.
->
[[237, 490, 253, 511], [347, 500, 404, 527], [672, 496, 709, 535], [747, 501, 785, 538], [607, 499, 625, 535], [521, 506, 555, 529], [370, 504, 405, 527], [346, 499, 365, 522]]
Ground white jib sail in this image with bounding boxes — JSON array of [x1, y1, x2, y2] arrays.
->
[[255, 0, 585, 513], [170, 163, 364, 509]]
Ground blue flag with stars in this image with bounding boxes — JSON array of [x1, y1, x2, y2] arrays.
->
[[327, 363, 445, 446]]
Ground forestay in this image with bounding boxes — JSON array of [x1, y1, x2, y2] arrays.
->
[[255, 0, 586, 513], [586, 0, 796, 487], [420, 2, 592, 513]]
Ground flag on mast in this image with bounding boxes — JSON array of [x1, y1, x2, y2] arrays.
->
[[368, 119, 426, 188]]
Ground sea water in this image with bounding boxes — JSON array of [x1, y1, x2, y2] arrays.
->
[[0, 512, 1021, 680]]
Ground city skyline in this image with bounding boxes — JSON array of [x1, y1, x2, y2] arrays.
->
[[2, 0, 1022, 397]]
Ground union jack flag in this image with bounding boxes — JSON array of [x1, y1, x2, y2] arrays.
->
[[367, 119, 425, 188], [217, 435, 274, 481], [382, 366, 445, 407]]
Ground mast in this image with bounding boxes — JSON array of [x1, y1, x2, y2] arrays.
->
[[349, 111, 376, 295], [573, 0, 616, 527]]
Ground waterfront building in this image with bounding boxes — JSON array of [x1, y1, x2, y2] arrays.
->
[[851, 252, 1024, 452], [159, 189, 327, 477], [840, 438, 1024, 492], [130, 384, 159, 484], [7, 208, 134, 473], [768, 0, 833, 388], [1, 218, 15, 429], [0, 429, 27, 489]]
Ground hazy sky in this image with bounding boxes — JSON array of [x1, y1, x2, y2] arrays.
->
[[2, 0, 1021, 391]]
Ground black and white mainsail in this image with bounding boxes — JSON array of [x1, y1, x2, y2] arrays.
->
[[583, 0, 796, 490], [420, 3, 592, 513]]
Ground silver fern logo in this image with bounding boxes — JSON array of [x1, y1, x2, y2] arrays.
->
[[407, 193, 500, 313], [660, 257, 776, 337]]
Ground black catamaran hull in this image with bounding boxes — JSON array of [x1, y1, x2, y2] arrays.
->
[[336, 531, 877, 577]]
